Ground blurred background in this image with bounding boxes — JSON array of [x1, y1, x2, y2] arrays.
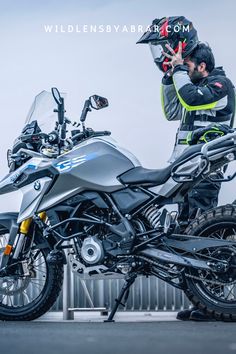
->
[[0, 0, 235, 209]]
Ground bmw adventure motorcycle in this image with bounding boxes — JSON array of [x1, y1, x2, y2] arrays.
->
[[1, 87, 236, 321]]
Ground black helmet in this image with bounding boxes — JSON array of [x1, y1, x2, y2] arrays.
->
[[137, 16, 199, 72], [187, 124, 234, 145]]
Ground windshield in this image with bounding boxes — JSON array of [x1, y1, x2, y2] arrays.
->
[[25, 90, 66, 134]]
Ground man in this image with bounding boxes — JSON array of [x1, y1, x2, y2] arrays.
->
[[137, 16, 235, 320], [162, 41, 235, 222]]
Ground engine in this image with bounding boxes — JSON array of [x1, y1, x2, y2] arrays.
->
[[79, 207, 162, 266], [80, 236, 105, 265]]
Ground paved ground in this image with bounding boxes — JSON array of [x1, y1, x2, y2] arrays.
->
[[1, 313, 236, 354], [39, 311, 179, 322]]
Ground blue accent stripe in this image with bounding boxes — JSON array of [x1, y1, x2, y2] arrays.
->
[[27, 164, 37, 170]]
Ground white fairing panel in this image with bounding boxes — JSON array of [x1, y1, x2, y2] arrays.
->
[[17, 177, 52, 223]]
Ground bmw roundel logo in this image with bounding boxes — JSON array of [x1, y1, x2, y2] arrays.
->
[[34, 180, 41, 191]]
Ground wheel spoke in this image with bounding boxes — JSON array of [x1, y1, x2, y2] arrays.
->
[[217, 229, 224, 238], [0, 294, 7, 304], [225, 285, 236, 300], [29, 281, 43, 291], [210, 232, 222, 239], [34, 261, 46, 267], [20, 291, 25, 306], [33, 268, 46, 275], [33, 253, 44, 262], [8, 294, 13, 306], [22, 291, 30, 304]]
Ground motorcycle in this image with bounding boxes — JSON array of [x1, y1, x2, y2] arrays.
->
[[1, 87, 236, 321]]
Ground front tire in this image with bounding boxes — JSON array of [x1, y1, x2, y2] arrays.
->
[[184, 204, 236, 321], [0, 230, 63, 321]]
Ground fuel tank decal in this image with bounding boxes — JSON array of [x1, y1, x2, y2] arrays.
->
[[54, 152, 98, 172]]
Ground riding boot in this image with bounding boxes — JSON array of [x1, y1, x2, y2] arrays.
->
[[176, 307, 198, 321]]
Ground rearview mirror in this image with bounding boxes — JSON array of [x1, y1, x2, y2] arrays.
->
[[52, 87, 63, 105], [89, 95, 109, 110]]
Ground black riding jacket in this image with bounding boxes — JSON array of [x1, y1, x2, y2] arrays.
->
[[161, 65, 235, 162]]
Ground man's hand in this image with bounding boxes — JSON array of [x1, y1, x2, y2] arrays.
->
[[162, 41, 184, 69]]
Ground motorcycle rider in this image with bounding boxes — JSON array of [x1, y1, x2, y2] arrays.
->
[[137, 16, 235, 321]]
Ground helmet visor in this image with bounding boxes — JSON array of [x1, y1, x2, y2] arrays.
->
[[149, 40, 169, 62]]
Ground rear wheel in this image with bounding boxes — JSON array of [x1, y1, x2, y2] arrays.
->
[[184, 205, 236, 321], [0, 229, 63, 321]]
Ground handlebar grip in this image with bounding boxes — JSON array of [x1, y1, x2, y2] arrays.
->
[[92, 131, 111, 136]]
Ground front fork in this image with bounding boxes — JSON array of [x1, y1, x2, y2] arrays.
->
[[2, 212, 46, 266], [12, 217, 33, 260]]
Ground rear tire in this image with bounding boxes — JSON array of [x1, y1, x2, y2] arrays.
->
[[184, 204, 236, 321]]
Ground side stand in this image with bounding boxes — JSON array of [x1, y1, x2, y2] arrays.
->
[[104, 273, 137, 323]]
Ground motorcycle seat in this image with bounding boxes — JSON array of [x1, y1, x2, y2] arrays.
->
[[119, 145, 203, 186]]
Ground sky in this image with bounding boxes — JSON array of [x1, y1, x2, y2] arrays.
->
[[0, 0, 235, 210]]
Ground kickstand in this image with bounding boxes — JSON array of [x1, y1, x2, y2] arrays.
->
[[104, 273, 137, 323]]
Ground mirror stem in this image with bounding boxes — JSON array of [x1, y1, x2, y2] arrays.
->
[[80, 99, 91, 124]]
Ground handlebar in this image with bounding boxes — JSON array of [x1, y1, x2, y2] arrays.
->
[[21, 128, 111, 146], [71, 129, 111, 142]]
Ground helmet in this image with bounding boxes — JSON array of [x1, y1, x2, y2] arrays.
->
[[137, 16, 199, 72], [186, 124, 234, 145]]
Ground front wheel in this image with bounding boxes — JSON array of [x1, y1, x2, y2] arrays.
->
[[184, 205, 236, 321], [0, 229, 63, 321]]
